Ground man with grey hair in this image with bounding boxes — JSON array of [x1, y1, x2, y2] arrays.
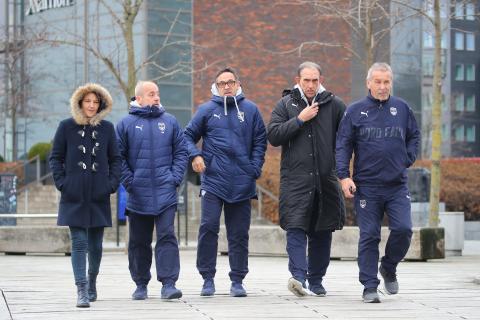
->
[[336, 62, 420, 303], [116, 80, 187, 301], [268, 61, 346, 298]]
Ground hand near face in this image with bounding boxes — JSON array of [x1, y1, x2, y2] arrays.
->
[[298, 102, 319, 122], [192, 156, 206, 173]]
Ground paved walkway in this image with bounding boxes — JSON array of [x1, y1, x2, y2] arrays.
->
[[1, 249, 479, 320]]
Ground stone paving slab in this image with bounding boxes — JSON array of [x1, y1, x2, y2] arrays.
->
[[0, 251, 479, 320]]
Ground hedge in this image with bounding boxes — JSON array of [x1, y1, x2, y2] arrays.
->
[[258, 150, 480, 224]]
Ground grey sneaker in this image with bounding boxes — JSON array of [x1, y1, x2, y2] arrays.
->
[[362, 288, 381, 303], [379, 265, 399, 295], [287, 277, 308, 297]]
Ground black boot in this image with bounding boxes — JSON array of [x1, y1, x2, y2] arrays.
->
[[76, 283, 90, 308], [88, 274, 97, 302]]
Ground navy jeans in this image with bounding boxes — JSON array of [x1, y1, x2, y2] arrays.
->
[[128, 206, 180, 286], [69, 227, 104, 285], [196, 191, 251, 283], [286, 228, 332, 286], [355, 184, 413, 289]]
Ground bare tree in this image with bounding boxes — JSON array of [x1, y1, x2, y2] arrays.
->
[[42, 0, 224, 106], [391, 0, 479, 226], [1, 25, 48, 161], [275, 0, 417, 75]]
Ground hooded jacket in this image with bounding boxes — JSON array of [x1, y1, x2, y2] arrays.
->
[[116, 100, 188, 215], [184, 87, 267, 203], [49, 83, 121, 228], [336, 92, 420, 186], [267, 86, 346, 232]]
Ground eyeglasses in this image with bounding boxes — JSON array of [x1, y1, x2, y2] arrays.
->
[[216, 80, 236, 88]]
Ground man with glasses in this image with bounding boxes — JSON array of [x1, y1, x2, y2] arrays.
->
[[116, 81, 187, 301], [184, 67, 267, 297], [267, 61, 346, 298]]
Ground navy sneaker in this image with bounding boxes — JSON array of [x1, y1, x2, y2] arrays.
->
[[132, 285, 148, 300], [308, 283, 327, 297], [287, 277, 308, 297], [200, 279, 215, 296], [230, 282, 247, 297], [161, 284, 182, 300], [379, 265, 399, 295], [362, 288, 381, 303]]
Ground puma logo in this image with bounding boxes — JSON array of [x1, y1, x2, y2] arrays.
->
[[135, 125, 143, 131], [213, 113, 221, 119], [360, 111, 369, 117]]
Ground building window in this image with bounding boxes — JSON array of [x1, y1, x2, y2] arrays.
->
[[455, 94, 464, 111], [455, 64, 464, 81], [456, 2, 476, 20], [466, 33, 475, 51], [422, 92, 432, 109], [466, 64, 475, 81], [455, 125, 465, 141], [466, 2, 475, 20], [466, 95, 476, 112], [423, 55, 434, 76], [455, 32, 464, 50], [442, 124, 450, 140], [455, 2, 464, 19], [424, 32, 434, 48], [466, 125, 476, 142]]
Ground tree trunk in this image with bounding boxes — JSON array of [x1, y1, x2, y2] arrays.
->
[[364, 1, 374, 74], [429, 0, 442, 227]]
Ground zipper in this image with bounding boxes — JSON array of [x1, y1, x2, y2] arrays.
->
[[148, 119, 157, 211]]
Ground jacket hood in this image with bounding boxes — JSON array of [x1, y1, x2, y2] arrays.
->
[[284, 85, 333, 105], [70, 83, 113, 126], [292, 84, 326, 105], [210, 83, 245, 119], [128, 99, 165, 118]]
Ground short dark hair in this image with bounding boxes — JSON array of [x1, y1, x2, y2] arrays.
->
[[215, 67, 240, 82], [297, 61, 322, 77]]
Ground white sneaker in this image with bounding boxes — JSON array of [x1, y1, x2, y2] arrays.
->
[[287, 277, 308, 297]]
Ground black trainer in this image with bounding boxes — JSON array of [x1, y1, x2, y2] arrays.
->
[[362, 288, 381, 303], [379, 265, 399, 295]]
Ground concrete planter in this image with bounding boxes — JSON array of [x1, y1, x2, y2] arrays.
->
[[439, 211, 464, 256]]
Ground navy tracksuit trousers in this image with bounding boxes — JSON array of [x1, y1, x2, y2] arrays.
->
[[355, 184, 413, 289], [128, 206, 180, 286], [286, 189, 332, 286], [196, 191, 251, 283]]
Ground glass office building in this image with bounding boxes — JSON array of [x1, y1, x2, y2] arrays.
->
[[1, 0, 192, 160]]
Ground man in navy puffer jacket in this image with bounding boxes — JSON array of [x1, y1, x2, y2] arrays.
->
[[336, 63, 420, 303], [116, 81, 187, 301], [185, 67, 267, 297]]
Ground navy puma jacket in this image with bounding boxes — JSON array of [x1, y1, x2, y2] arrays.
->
[[336, 92, 420, 186]]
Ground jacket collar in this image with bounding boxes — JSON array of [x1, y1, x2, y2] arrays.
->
[[129, 100, 165, 118], [367, 90, 391, 104]]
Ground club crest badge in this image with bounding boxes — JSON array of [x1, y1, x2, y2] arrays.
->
[[158, 122, 166, 134], [360, 199, 366, 208], [390, 107, 397, 116]]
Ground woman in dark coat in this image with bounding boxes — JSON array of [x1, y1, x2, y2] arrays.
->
[[49, 83, 121, 308]]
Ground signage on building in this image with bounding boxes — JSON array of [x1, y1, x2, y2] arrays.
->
[[25, 0, 75, 16]]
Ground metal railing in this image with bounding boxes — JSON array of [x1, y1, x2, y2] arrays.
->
[[255, 184, 279, 220]]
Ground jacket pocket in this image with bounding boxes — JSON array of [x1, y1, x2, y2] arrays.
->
[[91, 174, 111, 202], [61, 175, 83, 202]]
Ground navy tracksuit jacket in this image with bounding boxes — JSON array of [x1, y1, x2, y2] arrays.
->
[[336, 92, 420, 289]]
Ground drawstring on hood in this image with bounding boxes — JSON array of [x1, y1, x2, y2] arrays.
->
[[293, 83, 326, 105], [211, 83, 244, 117]]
